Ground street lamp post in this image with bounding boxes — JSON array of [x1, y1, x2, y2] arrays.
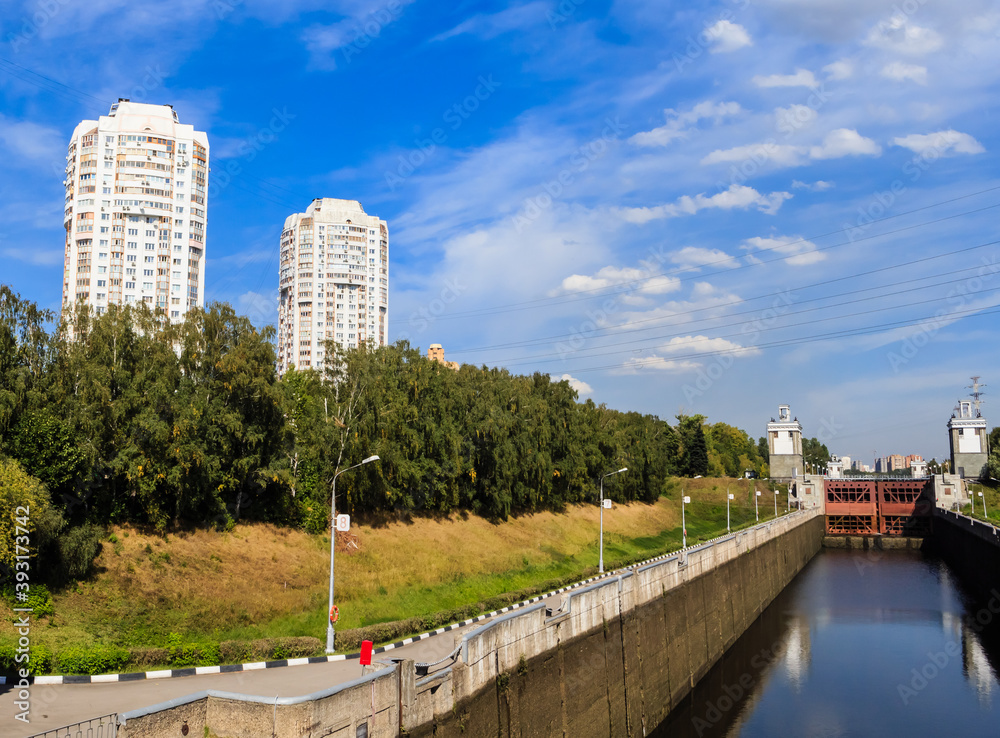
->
[[755, 489, 761, 522], [599, 467, 627, 573], [682, 493, 691, 548], [774, 491, 778, 518], [978, 491, 986, 519], [326, 454, 380, 654], [727, 487, 733, 533]]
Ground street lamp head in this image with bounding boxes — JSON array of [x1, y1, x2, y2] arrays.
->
[[619, 467, 628, 473], [362, 455, 380, 464]]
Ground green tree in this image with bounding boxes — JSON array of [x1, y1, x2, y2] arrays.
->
[[0, 458, 64, 578]]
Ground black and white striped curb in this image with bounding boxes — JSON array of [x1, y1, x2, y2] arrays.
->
[[1, 510, 804, 685]]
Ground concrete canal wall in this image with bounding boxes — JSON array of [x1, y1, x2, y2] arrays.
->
[[928, 509, 1000, 599], [116, 510, 825, 737]]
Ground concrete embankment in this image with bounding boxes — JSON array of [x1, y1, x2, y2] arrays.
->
[[927, 509, 1000, 598], [115, 510, 824, 737]]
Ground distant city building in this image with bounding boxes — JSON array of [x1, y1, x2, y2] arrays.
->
[[875, 457, 888, 473], [888, 454, 906, 472], [427, 344, 459, 370], [840, 455, 851, 471], [766, 404, 803, 481], [62, 100, 209, 321], [277, 199, 389, 375]]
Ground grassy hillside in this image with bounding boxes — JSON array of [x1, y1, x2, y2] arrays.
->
[[4, 477, 786, 658]]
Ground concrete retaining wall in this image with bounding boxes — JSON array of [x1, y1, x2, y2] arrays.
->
[[929, 509, 1000, 598], [407, 509, 824, 737], [115, 511, 824, 737]]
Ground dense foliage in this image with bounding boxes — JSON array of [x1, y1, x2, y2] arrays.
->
[[0, 285, 773, 580]]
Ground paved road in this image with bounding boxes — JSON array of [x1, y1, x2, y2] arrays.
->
[[1, 620, 481, 738]]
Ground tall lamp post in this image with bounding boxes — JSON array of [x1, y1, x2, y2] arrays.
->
[[326, 454, 380, 654], [978, 491, 986, 519], [682, 493, 691, 548], [727, 487, 733, 533], [599, 467, 627, 573], [755, 489, 761, 522], [774, 490, 778, 518]]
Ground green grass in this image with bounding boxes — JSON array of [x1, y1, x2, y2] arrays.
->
[[0, 477, 790, 663]]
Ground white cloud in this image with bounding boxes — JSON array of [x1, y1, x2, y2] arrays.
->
[[432, 1, 548, 42], [705, 20, 753, 53], [741, 235, 825, 266], [880, 62, 928, 85], [616, 335, 758, 374], [0, 115, 64, 163], [823, 60, 854, 80], [892, 130, 986, 155], [616, 184, 792, 224], [701, 141, 806, 167], [775, 104, 819, 133], [300, 1, 416, 69], [670, 247, 740, 271], [555, 373, 593, 396], [808, 128, 882, 159], [558, 265, 681, 295], [629, 101, 742, 147], [752, 68, 819, 88], [864, 17, 943, 55], [1, 247, 63, 266], [792, 180, 834, 191]]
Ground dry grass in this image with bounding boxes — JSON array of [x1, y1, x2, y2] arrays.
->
[[3, 476, 784, 651]]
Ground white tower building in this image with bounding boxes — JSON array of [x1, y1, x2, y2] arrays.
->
[[62, 99, 209, 321], [766, 404, 803, 481], [277, 199, 389, 375]]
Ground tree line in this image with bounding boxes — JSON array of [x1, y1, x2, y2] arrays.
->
[[1, 285, 779, 578]]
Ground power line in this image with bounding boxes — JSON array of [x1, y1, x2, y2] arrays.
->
[[448, 241, 1000, 355], [551, 304, 1000, 376]]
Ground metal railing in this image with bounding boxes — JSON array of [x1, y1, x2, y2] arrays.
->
[[26, 714, 117, 738]]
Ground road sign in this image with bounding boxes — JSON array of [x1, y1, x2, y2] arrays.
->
[[335, 514, 351, 532], [728, 494, 735, 500], [683, 496, 691, 504], [602, 499, 612, 509], [756, 491, 761, 496]]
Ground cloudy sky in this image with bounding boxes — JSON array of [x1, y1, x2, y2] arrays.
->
[[2, 0, 999, 462]]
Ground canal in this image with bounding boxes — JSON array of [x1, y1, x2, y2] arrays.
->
[[652, 547, 1000, 737]]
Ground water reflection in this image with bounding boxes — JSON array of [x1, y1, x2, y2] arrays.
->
[[652, 549, 1000, 737]]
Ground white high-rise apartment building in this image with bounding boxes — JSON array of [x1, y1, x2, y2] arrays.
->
[[277, 198, 388, 375], [62, 99, 209, 321]]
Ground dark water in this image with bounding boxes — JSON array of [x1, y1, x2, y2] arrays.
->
[[652, 549, 1000, 737]]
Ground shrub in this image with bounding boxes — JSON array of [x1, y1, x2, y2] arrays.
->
[[56, 643, 129, 675], [58, 523, 104, 579], [0, 639, 52, 676], [219, 636, 321, 664], [2, 583, 54, 617]]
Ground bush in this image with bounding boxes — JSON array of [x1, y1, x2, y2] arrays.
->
[[56, 643, 129, 675], [2, 583, 53, 617], [0, 639, 52, 676], [58, 523, 104, 579], [219, 636, 321, 664], [126, 647, 170, 669]]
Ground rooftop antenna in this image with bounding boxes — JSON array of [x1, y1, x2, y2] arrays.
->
[[967, 376, 986, 417]]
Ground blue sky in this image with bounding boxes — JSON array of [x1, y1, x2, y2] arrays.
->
[[2, 0, 999, 462]]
